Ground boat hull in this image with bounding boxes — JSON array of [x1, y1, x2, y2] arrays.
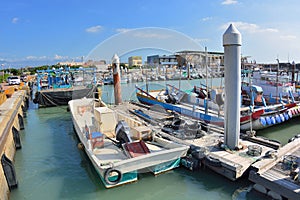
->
[[69, 98, 188, 188], [136, 92, 224, 126], [136, 89, 300, 132], [33, 86, 97, 107]]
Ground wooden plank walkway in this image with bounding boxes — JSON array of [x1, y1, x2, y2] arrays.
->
[[249, 137, 300, 200]]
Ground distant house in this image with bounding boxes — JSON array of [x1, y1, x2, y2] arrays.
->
[[57, 61, 84, 66], [128, 56, 142, 67], [84, 60, 108, 71], [147, 55, 177, 68], [175, 50, 224, 68]]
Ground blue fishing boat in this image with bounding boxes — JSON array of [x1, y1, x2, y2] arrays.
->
[[136, 84, 300, 131], [33, 67, 98, 107]]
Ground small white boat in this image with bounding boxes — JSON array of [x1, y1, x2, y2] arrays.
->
[[68, 98, 188, 188]]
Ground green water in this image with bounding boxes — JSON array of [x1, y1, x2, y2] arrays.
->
[[10, 79, 299, 200]]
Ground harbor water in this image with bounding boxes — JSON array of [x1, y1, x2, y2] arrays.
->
[[10, 79, 299, 200]]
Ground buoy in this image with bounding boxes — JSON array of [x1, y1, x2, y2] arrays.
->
[[275, 115, 281, 123], [284, 112, 289, 120], [270, 116, 276, 124], [287, 110, 293, 118], [264, 116, 271, 125], [279, 114, 285, 122], [259, 117, 267, 126], [77, 143, 84, 150]]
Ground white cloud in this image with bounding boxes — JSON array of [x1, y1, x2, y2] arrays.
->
[[26, 56, 37, 60], [115, 28, 172, 39], [12, 17, 19, 24], [54, 54, 68, 60], [280, 35, 297, 40], [194, 38, 209, 43], [221, 22, 278, 33], [116, 28, 132, 33], [85, 25, 103, 33], [221, 0, 238, 5], [202, 17, 212, 22], [133, 32, 171, 39], [39, 56, 47, 60], [25, 55, 68, 61]]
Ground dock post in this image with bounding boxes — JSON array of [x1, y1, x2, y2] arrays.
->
[[223, 24, 242, 150], [112, 54, 122, 105]]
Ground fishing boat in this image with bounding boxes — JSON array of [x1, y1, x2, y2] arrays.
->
[[250, 69, 300, 99], [103, 76, 114, 85], [136, 84, 299, 131], [33, 68, 98, 107], [68, 97, 189, 188]]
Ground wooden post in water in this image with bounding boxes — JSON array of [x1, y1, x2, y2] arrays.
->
[[223, 24, 241, 150], [112, 54, 122, 105]]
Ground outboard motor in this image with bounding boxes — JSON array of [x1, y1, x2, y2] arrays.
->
[[115, 120, 132, 146]]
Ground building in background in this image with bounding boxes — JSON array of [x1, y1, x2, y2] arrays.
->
[[128, 56, 142, 67]]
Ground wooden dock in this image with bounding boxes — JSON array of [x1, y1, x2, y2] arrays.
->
[[249, 137, 300, 200]]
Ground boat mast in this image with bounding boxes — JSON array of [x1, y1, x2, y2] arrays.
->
[[205, 47, 208, 114], [276, 59, 279, 103], [249, 70, 253, 133]]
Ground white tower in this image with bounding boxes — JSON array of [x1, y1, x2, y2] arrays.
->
[[223, 24, 242, 150]]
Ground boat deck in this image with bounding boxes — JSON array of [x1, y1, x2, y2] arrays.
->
[[93, 140, 166, 165], [93, 142, 127, 164]]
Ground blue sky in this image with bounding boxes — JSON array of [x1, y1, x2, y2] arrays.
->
[[1, 0, 300, 68]]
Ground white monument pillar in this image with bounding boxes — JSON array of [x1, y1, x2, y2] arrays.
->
[[223, 24, 242, 150]]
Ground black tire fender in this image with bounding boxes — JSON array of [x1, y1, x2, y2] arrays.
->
[[104, 168, 122, 185]]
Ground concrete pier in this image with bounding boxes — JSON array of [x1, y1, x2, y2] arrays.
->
[[0, 90, 28, 200]]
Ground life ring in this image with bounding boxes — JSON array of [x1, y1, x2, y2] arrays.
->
[[104, 168, 122, 185]]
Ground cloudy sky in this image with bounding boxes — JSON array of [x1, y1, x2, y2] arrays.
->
[[1, 0, 300, 67]]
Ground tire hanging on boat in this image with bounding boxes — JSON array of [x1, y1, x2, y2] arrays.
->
[[104, 168, 122, 185]]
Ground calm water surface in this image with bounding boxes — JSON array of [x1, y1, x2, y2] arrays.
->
[[10, 79, 299, 200]]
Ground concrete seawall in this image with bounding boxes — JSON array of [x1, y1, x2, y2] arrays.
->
[[0, 90, 28, 200]]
